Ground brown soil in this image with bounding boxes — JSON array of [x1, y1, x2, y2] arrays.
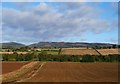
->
[[2, 62, 29, 74], [2, 62, 39, 82], [25, 62, 118, 82], [61, 49, 99, 55]]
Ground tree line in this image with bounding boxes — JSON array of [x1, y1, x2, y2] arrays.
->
[[1, 51, 119, 62]]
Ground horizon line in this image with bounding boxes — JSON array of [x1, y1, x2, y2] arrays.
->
[[0, 41, 117, 45]]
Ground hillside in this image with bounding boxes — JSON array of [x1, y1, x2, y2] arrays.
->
[[29, 42, 114, 48], [0, 42, 25, 48], [0, 42, 116, 48]]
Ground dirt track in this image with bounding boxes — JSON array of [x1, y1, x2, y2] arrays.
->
[[24, 62, 118, 82]]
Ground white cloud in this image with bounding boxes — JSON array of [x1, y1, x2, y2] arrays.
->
[[2, 2, 117, 43]]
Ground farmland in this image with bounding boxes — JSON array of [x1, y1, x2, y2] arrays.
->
[[1, 62, 39, 82], [97, 49, 119, 55], [0, 48, 119, 56], [1, 48, 119, 83], [2, 62, 29, 74], [1, 62, 118, 83], [1, 1, 119, 83], [0, 52, 28, 55], [1, 48, 119, 62], [61, 48, 119, 55], [61, 48, 99, 55]]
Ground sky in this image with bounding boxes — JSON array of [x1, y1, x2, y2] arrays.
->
[[1, 2, 118, 44]]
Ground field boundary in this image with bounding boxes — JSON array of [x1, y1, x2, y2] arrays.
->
[[93, 48, 102, 55]]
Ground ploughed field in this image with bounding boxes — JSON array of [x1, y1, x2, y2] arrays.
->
[[24, 62, 118, 82], [1, 62, 118, 83], [2, 62, 29, 74]]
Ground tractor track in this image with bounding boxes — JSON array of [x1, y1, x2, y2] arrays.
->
[[2, 62, 46, 84]]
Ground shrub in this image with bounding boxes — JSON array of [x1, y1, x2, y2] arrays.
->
[[82, 54, 95, 62]]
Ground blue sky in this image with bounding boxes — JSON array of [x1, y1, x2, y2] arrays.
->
[[1, 2, 118, 44]]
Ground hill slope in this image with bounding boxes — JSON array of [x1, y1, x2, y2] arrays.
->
[[0, 42, 25, 48], [0, 42, 116, 48], [29, 42, 114, 48]]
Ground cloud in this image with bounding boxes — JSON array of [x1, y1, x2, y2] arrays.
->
[[2, 2, 117, 43]]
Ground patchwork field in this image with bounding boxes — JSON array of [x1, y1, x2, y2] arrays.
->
[[61, 48, 119, 55], [97, 49, 119, 55], [0, 48, 119, 56], [61, 49, 99, 55]]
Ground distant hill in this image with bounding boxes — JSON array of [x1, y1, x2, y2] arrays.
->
[[29, 42, 115, 48], [0, 42, 25, 48], [0, 42, 116, 49]]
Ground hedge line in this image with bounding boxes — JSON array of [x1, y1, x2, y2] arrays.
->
[[1, 52, 120, 62]]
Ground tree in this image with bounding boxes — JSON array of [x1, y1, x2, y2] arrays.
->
[[118, 55, 120, 62], [118, 45, 120, 48], [58, 48, 62, 55], [53, 57, 60, 61], [38, 54, 42, 61], [15, 54, 24, 61], [108, 54, 118, 62], [87, 46, 89, 49], [19, 46, 30, 52], [38, 51, 48, 61], [24, 53, 33, 61], [104, 56, 110, 62], [2, 54, 9, 61], [108, 46, 111, 49], [112, 45, 117, 49], [82, 55, 95, 62], [7, 50, 10, 52]]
